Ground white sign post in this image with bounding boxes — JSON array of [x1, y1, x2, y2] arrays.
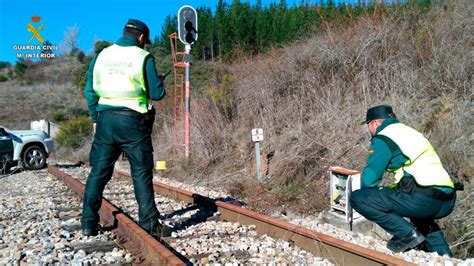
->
[[251, 128, 264, 180]]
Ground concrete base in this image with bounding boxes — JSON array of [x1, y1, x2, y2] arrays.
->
[[321, 210, 391, 241]]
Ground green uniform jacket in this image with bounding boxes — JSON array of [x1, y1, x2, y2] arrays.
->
[[84, 36, 165, 122], [361, 118, 452, 193]]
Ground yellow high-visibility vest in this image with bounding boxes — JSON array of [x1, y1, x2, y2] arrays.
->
[[93, 44, 149, 113], [378, 123, 454, 188]]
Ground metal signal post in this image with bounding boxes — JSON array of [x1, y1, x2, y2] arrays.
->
[[184, 44, 191, 158], [170, 5, 197, 159]]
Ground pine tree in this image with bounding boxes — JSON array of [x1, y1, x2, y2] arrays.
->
[[196, 7, 213, 60], [158, 15, 177, 54], [215, 0, 228, 59], [255, 0, 269, 52], [153, 0, 385, 61]]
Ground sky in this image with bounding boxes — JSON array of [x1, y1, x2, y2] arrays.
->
[[0, 0, 219, 63], [0, 0, 359, 63], [0, 0, 300, 63]]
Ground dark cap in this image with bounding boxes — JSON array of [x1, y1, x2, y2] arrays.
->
[[124, 19, 151, 44], [362, 105, 396, 124]]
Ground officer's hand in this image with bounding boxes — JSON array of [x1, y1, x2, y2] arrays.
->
[[159, 74, 167, 81], [159, 70, 171, 82]]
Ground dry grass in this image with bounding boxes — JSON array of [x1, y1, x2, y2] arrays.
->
[[185, 0, 472, 180], [0, 57, 85, 129]]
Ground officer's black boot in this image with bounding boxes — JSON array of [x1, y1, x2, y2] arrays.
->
[[387, 229, 425, 253], [82, 225, 103, 237], [148, 221, 174, 240]]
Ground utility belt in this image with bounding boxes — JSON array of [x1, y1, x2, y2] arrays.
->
[[100, 107, 156, 133], [101, 109, 145, 118], [397, 176, 456, 201], [413, 185, 455, 201], [100, 110, 147, 118]]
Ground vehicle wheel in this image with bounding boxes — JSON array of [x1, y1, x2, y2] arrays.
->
[[23, 145, 46, 170]]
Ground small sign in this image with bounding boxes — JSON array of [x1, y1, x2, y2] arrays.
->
[[251, 128, 264, 142]]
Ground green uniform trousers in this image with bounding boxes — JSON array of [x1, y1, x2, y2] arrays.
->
[[81, 111, 160, 233], [350, 187, 455, 256]]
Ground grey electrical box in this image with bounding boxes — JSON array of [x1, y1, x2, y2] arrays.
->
[[329, 167, 362, 224]]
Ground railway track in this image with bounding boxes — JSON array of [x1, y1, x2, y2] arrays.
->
[[47, 163, 414, 265], [48, 165, 184, 265]]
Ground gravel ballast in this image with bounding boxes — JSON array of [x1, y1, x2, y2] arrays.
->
[[1, 163, 472, 265]]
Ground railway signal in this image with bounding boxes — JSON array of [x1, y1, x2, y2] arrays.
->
[[178, 5, 198, 45], [172, 6, 198, 158]]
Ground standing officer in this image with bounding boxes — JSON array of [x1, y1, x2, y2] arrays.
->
[[350, 105, 456, 256], [82, 19, 166, 238]]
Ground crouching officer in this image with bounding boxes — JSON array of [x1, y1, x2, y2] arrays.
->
[[350, 105, 458, 256], [81, 19, 166, 238]]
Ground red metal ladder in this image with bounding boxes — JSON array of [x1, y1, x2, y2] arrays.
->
[[169, 33, 186, 159]]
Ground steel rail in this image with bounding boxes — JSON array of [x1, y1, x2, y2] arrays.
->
[[48, 165, 186, 266], [114, 169, 414, 266]]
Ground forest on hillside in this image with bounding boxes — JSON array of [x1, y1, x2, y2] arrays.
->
[[151, 0, 430, 61]]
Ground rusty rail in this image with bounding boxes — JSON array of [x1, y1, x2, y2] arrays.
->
[[48, 165, 186, 266], [114, 169, 413, 266]]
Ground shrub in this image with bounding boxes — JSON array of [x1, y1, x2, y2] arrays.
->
[[52, 112, 66, 122], [73, 55, 92, 89], [76, 51, 85, 63], [94, 41, 111, 54], [14, 60, 27, 77], [55, 116, 93, 148], [0, 61, 11, 69], [0, 75, 7, 82], [204, 73, 235, 119], [69, 107, 88, 117], [7, 70, 14, 79]]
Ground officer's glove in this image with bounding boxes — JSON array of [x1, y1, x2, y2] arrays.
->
[[159, 70, 171, 82]]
